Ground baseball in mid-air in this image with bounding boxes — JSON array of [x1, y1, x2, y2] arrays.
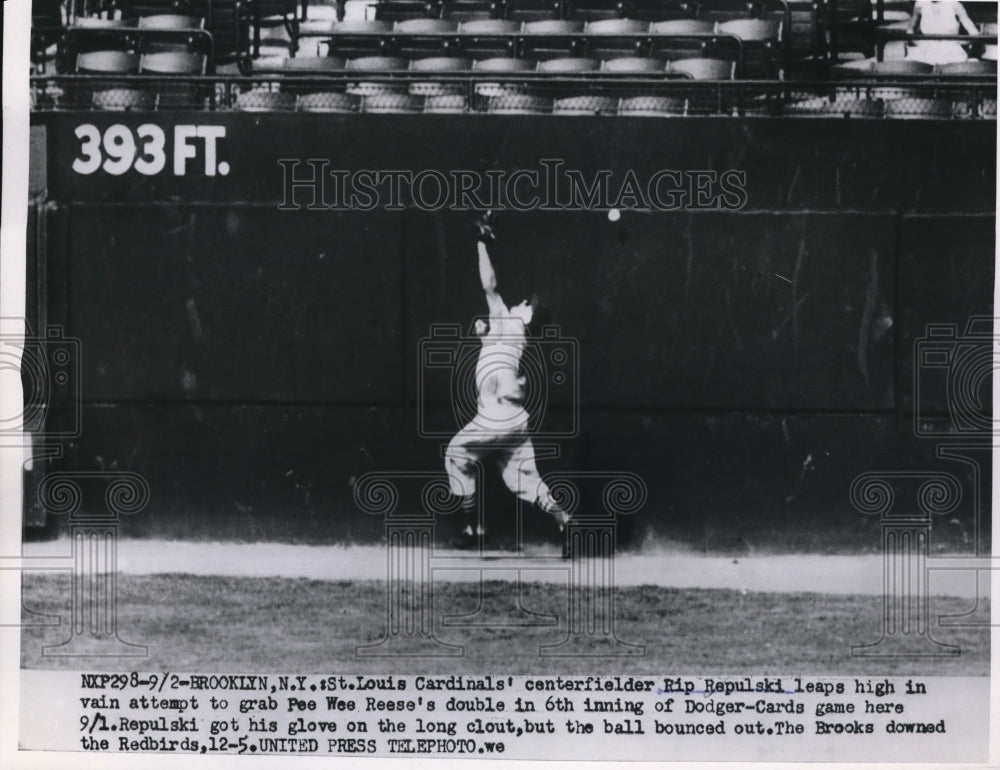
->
[[608, 208, 621, 222]]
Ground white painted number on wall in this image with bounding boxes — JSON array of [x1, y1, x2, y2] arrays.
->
[[72, 124, 229, 176]]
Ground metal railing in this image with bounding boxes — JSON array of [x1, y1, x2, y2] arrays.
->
[[28, 73, 998, 118]]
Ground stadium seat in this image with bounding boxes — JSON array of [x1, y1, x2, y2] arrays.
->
[[362, 92, 425, 111], [522, 19, 586, 58], [696, 0, 755, 24], [394, 17, 459, 56], [552, 94, 618, 114], [140, 51, 206, 72], [296, 91, 360, 111], [137, 14, 205, 29], [347, 56, 410, 72], [523, 19, 584, 33], [77, 50, 141, 72], [283, 54, 349, 70], [346, 55, 411, 94], [441, 0, 502, 21], [347, 54, 411, 68], [536, 56, 600, 70], [649, 19, 714, 34], [474, 55, 535, 69], [140, 52, 207, 108], [870, 59, 933, 76], [472, 56, 534, 94], [504, 0, 562, 22], [668, 56, 734, 78], [424, 93, 470, 111], [936, 59, 996, 76], [617, 94, 686, 115], [565, 0, 627, 22], [584, 18, 649, 58], [315, 20, 396, 58], [487, 93, 552, 112], [648, 22, 720, 61], [395, 17, 459, 32], [625, 0, 697, 23], [409, 56, 472, 94], [601, 56, 666, 71], [374, 1, 440, 22], [454, 19, 521, 57], [410, 54, 473, 68], [717, 18, 783, 78], [459, 19, 521, 32], [73, 16, 133, 28]]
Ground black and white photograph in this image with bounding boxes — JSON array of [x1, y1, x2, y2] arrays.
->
[[1, 0, 997, 764]]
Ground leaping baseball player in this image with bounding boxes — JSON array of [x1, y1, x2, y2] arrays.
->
[[445, 212, 570, 547]]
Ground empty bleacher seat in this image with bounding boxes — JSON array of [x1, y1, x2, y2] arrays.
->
[[77, 50, 141, 72], [453, 18, 520, 57], [523, 18, 584, 33], [394, 17, 459, 32], [459, 18, 521, 32], [668, 56, 734, 78], [394, 17, 459, 56], [537, 55, 600, 70], [504, 0, 562, 22], [283, 55, 349, 70], [936, 59, 996, 76], [602, 55, 666, 71], [140, 51, 207, 108], [73, 16, 133, 28], [522, 18, 585, 58], [717, 18, 783, 77], [346, 55, 410, 94], [649, 18, 714, 34], [409, 56, 472, 94], [626, 0, 697, 23], [870, 59, 934, 75], [374, 1, 440, 22], [564, 0, 626, 21], [584, 17, 649, 58], [473, 56, 533, 94], [347, 54, 411, 67], [696, 0, 755, 24], [137, 14, 204, 29], [140, 51, 206, 72], [441, 0, 501, 21]]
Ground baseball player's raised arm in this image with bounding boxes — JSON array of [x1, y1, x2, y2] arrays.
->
[[477, 241, 508, 316]]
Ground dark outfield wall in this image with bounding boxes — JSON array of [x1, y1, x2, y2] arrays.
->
[[27, 114, 996, 549]]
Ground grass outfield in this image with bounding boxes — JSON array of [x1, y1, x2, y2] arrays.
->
[[21, 574, 988, 675]]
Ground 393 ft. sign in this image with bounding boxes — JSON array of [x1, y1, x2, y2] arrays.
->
[[72, 123, 230, 176]]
